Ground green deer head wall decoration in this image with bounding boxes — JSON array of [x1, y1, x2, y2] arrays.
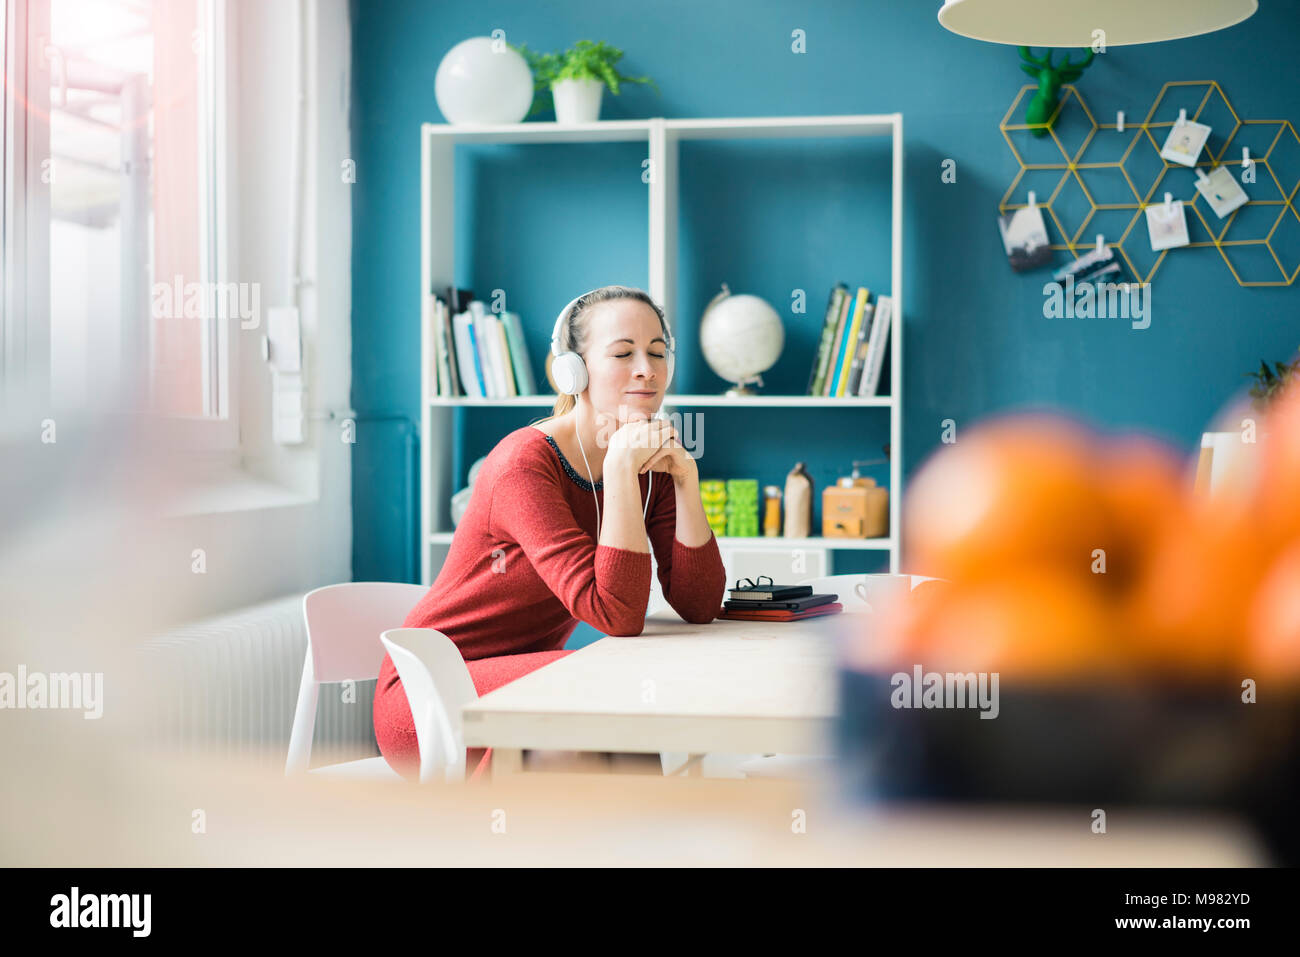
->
[[1018, 46, 1097, 136]]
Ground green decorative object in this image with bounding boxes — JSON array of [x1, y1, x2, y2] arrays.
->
[[1018, 46, 1096, 137], [701, 479, 728, 537], [511, 39, 659, 120], [725, 479, 759, 538]]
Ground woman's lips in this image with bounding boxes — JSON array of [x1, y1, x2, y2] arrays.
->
[[626, 391, 656, 396]]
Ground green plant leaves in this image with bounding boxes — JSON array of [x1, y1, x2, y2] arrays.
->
[[508, 38, 659, 117]]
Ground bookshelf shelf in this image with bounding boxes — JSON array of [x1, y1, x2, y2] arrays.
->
[[420, 113, 904, 585]]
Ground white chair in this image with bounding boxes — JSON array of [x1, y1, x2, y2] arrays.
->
[[379, 628, 479, 784], [285, 581, 428, 779]]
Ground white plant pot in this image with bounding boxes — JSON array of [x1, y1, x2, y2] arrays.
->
[[552, 77, 604, 123], [1199, 429, 1262, 495]]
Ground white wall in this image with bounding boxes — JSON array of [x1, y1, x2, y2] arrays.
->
[[148, 0, 353, 622]]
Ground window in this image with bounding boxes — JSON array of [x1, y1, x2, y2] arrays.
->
[[4, 0, 236, 449]]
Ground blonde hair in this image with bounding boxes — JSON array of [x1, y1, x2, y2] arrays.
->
[[529, 285, 668, 427]]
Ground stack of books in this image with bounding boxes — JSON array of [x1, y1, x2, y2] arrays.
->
[[425, 292, 539, 398], [718, 581, 842, 622], [806, 283, 893, 398]]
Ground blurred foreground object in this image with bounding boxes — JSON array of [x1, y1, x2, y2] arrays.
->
[[836, 391, 1300, 863]]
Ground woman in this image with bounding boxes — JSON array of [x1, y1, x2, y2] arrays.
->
[[374, 285, 728, 780]]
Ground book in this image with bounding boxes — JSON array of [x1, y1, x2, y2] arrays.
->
[[728, 583, 812, 601], [859, 294, 892, 396], [822, 288, 853, 396], [445, 301, 463, 396], [437, 298, 460, 397], [808, 284, 848, 396], [470, 305, 502, 396], [502, 311, 537, 395], [723, 593, 838, 612], [832, 287, 870, 397], [431, 295, 447, 395], [845, 302, 876, 396], [453, 311, 485, 397], [816, 291, 847, 395], [718, 602, 843, 622], [492, 315, 517, 397]]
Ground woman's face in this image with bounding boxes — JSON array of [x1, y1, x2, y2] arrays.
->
[[581, 299, 668, 425]]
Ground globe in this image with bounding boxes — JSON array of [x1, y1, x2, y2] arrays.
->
[[699, 284, 785, 396], [435, 37, 533, 125]]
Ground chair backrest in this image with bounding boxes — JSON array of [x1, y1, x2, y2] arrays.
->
[[380, 628, 479, 783], [796, 573, 938, 610], [301, 582, 429, 683]]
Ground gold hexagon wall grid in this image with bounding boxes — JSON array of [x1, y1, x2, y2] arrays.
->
[[998, 81, 1300, 286]]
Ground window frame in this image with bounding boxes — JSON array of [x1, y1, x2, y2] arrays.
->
[[4, 0, 240, 453]]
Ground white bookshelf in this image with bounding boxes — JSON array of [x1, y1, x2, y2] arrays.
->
[[420, 114, 904, 585]]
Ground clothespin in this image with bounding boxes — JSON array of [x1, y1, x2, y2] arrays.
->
[[1027, 190, 1037, 209], [1242, 147, 1251, 169], [1096, 234, 1106, 254], [1164, 192, 1174, 212], [1116, 110, 1125, 133], [1177, 108, 1187, 126]]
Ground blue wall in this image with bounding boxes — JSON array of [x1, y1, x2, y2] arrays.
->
[[350, 0, 1300, 587]]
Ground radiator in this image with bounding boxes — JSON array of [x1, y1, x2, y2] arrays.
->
[[136, 593, 380, 769]]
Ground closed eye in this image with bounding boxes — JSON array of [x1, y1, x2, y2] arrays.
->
[[615, 353, 666, 359]]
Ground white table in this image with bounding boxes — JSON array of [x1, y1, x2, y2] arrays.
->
[[460, 608, 858, 776]]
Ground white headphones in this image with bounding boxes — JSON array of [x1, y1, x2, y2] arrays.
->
[[549, 291, 675, 395], [549, 290, 676, 539]]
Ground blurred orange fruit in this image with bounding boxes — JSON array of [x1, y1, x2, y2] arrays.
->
[[896, 570, 1119, 683], [1246, 542, 1300, 683], [904, 415, 1107, 584], [1128, 506, 1269, 676], [1255, 384, 1300, 550], [1094, 435, 1190, 596]]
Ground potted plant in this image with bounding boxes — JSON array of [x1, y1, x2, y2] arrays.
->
[[1198, 349, 1299, 496], [1246, 354, 1300, 412], [511, 39, 659, 124]]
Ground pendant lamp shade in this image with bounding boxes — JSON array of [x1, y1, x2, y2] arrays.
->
[[937, 0, 1258, 47]]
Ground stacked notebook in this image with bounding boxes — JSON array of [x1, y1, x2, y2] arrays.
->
[[718, 580, 842, 622]]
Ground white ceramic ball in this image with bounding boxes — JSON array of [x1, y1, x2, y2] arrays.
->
[[699, 292, 785, 386], [435, 37, 533, 125]]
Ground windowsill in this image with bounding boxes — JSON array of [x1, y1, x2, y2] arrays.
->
[[161, 462, 317, 517]]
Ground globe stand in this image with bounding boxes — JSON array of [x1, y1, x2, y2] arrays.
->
[[723, 373, 764, 398]]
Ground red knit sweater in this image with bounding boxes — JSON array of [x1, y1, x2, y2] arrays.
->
[[385, 423, 727, 673]]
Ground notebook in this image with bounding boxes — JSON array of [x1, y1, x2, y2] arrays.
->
[[723, 593, 838, 612], [717, 602, 843, 622], [728, 578, 812, 602]]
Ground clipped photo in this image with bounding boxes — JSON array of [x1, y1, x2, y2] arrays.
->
[[998, 205, 1053, 271], [1161, 118, 1213, 167], [1196, 165, 1250, 218], [1146, 198, 1192, 251]]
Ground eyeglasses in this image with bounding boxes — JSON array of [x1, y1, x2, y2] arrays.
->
[[734, 575, 773, 589]]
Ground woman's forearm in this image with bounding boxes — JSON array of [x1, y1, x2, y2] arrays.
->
[[672, 474, 713, 547], [598, 452, 652, 554]]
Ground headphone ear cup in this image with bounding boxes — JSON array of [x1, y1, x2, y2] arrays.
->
[[552, 352, 588, 396], [665, 347, 674, 390]]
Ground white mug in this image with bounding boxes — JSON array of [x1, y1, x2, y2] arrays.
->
[[853, 574, 938, 612]]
